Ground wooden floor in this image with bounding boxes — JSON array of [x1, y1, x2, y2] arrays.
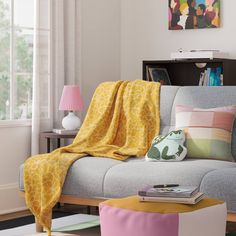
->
[[0, 204, 98, 222], [1, 206, 236, 233]]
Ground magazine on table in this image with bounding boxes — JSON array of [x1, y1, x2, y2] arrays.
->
[[138, 185, 199, 198], [139, 192, 204, 205]]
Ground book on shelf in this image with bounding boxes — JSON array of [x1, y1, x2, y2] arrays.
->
[[198, 67, 223, 86], [139, 192, 204, 205], [220, 74, 224, 85], [52, 128, 79, 135], [146, 65, 151, 81], [198, 71, 205, 86], [138, 185, 199, 198], [207, 67, 212, 86]]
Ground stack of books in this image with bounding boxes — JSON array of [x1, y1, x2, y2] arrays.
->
[[138, 184, 204, 204], [198, 67, 223, 86]]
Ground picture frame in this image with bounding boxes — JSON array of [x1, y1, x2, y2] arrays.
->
[[147, 67, 171, 85], [168, 0, 220, 30]]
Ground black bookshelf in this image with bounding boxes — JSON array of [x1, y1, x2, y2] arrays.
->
[[143, 59, 236, 86]]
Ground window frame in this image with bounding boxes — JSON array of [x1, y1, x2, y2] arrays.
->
[[0, 0, 51, 126]]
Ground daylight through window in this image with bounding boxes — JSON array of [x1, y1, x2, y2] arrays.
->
[[0, 0, 50, 121]]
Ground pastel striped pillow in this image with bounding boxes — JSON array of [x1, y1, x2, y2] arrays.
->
[[175, 105, 236, 161]]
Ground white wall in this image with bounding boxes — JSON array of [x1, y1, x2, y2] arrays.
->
[[120, 0, 236, 81], [78, 0, 236, 108], [0, 126, 31, 214], [78, 0, 121, 113]]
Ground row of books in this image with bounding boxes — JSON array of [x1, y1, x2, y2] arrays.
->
[[138, 184, 204, 204], [199, 67, 223, 86]]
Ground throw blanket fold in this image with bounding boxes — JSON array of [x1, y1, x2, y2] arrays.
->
[[24, 80, 160, 235]]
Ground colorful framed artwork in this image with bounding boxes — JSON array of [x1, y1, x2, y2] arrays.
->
[[168, 0, 220, 30]]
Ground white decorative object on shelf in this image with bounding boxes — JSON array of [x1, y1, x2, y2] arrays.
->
[[171, 50, 228, 60], [195, 63, 207, 68]]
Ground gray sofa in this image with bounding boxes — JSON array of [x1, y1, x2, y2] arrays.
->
[[19, 86, 236, 214]]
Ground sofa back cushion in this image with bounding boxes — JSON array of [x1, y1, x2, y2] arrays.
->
[[167, 86, 236, 161], [159, 86, 180, 134]]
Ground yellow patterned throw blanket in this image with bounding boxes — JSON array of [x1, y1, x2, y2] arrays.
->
[[24, 80, 160, 235]]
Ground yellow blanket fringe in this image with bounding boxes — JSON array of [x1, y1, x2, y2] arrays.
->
[[24, 80, 160, 235]]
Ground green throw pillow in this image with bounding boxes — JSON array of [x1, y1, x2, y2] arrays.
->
[[145, 130, 187, 161]]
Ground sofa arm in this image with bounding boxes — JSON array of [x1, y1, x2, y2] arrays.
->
[[200, 168, 236, 213]]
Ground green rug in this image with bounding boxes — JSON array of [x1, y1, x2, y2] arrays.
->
[[0, 214, 100, 236], [54, 219, 100, 232]]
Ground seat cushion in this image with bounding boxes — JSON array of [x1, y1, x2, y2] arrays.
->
[[200, 168, 236, 213], [19, 157, 123, 198], [62, 157, 122, 197], [19, 156, 236, 212], [103, 158, 236, 198]]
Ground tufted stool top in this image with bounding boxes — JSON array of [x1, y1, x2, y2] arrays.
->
[[101, 195, 224, 213]]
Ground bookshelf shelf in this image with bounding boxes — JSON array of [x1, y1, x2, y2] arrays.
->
[[143, 58, 236, 86]]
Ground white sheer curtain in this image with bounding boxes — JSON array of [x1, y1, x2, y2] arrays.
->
[[31, 0, 77, 155]]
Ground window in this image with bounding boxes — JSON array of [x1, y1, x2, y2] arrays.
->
[[0, 0, 50, 121]]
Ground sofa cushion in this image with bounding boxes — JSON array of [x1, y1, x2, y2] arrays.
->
[[103, 158, 236, 199], [171, 86, 236, 160], [19, 156, 236, 212], [175, 105, 236, 161], [200, 168, 236, 213], [159, 86, 180, 134], [19, 157, 123, 198]]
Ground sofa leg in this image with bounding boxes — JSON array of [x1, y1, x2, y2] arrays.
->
[[35, 218, 43, 232]]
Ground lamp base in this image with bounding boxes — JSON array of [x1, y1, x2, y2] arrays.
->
[[62, 111, 81, 130]]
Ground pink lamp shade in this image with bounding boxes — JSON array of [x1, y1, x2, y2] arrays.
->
[[59, 85, 83, 111]]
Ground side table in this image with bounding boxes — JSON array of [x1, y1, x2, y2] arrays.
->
[[40, 131, 77, 153]]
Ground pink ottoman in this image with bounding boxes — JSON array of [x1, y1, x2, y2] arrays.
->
[[99, 196, 226, 236]]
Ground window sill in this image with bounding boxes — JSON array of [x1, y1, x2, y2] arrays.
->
[[0, 120, 32, 128]]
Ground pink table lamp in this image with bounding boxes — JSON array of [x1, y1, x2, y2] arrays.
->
[[59, 85, 83, 130]]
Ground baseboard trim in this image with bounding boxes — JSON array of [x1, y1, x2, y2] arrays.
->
[[0, 182, 26, 215], [0, 182, 18, 190], [0, 206, 28, 216]]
